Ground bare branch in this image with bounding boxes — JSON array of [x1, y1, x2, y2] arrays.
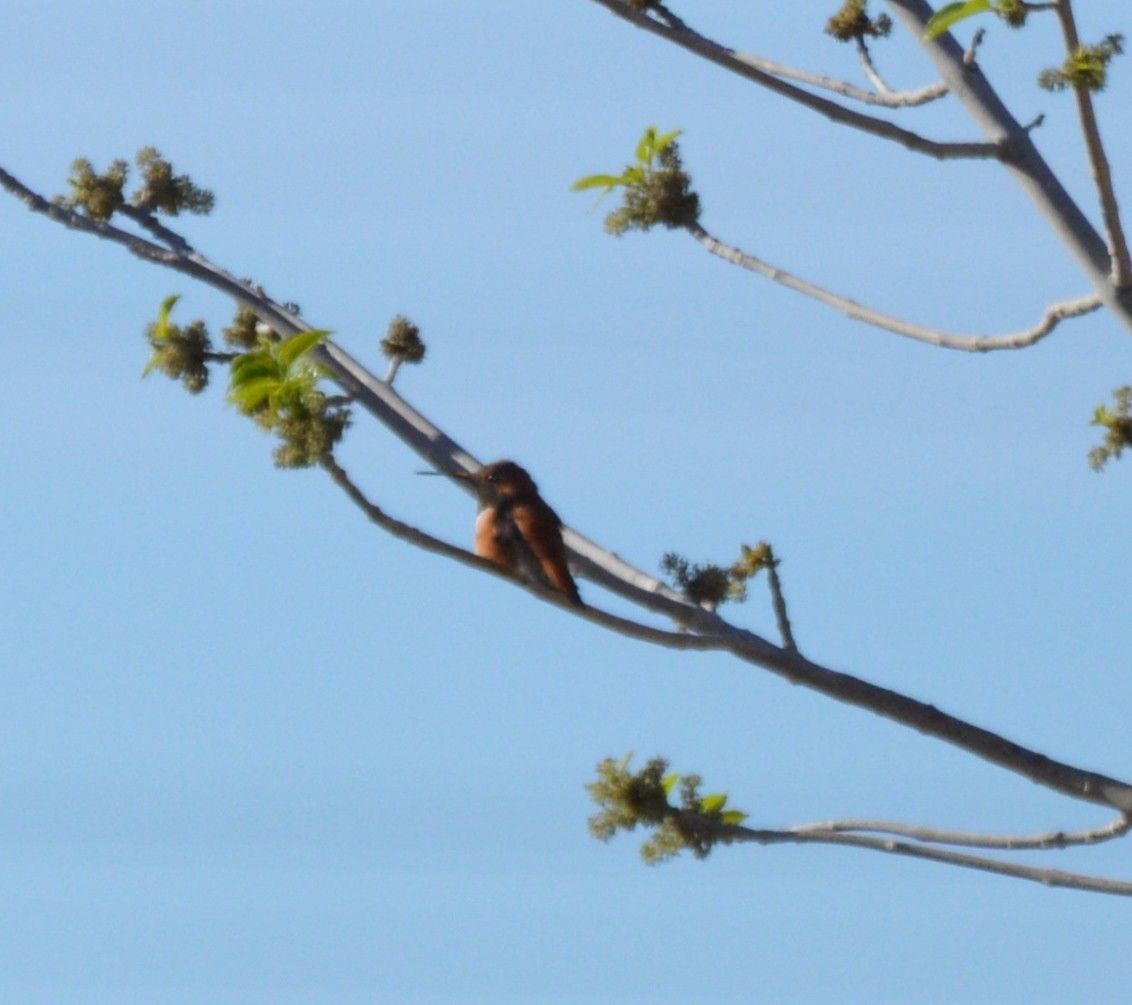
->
[[585, 1, 1132, 330], [118, 203, 196, 254], [586, 0, 1001, 159], [1051, 1, 1132, 288], [674, 811, 1132, 897], [884, 0, 1132, 330], [322, 452, 759, 649], [1, 164, 176, 262], [731, 48, 947, 107], [7, 162, 1132, 821], [764, 551, 798, 653], [687, 221, 1102, 350], [792, 814, 1132, 850], [854, 34, 899, 94]]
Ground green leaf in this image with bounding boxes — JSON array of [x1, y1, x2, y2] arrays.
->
[[720, 810, 749, 826], [230, 354, 282, 387], [924, 0, 993, 39], [700, 793, 728, 814], [661, 773, 682, 797], [571, 173, 628, 192], [143, 294, 184, 378], [635, 126, 659, 164], [652, 128, 683, 154], [622, 165, 646, 186], [228, 375, 280, 413], [276, 328, 331, 369], [153, 294, 181, 344]]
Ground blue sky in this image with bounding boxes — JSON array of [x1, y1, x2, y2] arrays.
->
[[4, 2, 1132, 1002]]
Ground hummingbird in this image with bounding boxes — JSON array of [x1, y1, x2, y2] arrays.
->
[[465, 460, 583, 606]]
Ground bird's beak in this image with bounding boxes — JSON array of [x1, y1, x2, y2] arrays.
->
[[415, 468, 474, 481]]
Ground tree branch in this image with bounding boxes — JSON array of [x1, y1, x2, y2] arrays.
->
[[686, 221, 1102, 350], [584, 0, 1132, 331], [674, 810, 1132, 897], [791, 813, 1131, 850], [884, 0, 1132, 329], [585, 0, 1002, 160], [764, 551, 798, 653], [727, 48, 948, 108], [6, 163, 1132, 823], [118, 203, 197, 254], [1051, 0, 1132, 288]]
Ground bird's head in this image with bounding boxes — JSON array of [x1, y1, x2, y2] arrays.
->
[[471, 460, 539, 500]]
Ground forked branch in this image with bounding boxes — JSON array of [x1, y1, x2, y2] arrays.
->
[[5, 163, 1132, 891], [691, 812, 1132, 896], [792, 813, 1132, 850], [590, 0, 1132, 331], [1051, 0, 1132, 287], [586, 0, 1001, 160]]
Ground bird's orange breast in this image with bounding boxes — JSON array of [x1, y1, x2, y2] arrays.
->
[[474, 498, 581, 606]]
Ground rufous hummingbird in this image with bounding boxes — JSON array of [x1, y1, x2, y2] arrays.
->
[[463, 460, 582, 606]]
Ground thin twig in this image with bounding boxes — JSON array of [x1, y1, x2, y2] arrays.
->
[[321, 452, 740, 648], [855, 36, 893, 94], [791, 814, 1132, 850], [118, 204, 197, 254], [687, 222, 1101, 350], [672, 811, 1132, 897], [1052, 1, 1132, 288], [884, 0, 1132, 330], [764, 550, 797, 653], [732, 49, 948, 107], [586, 0, 1001, 160]]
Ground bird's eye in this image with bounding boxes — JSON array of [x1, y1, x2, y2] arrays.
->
[[486, 472, 499, 483]]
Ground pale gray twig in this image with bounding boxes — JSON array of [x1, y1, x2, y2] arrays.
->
[[672, 810, 1132, 897], [731, 49, 947, 107], [791, 814, 1132, 850], [687, 221, 1102, 350], [586, 0, 1001, 160], [884, 0, 1132, 329], [1052, 0, 1132, 288], [765, 554, 797, 653]]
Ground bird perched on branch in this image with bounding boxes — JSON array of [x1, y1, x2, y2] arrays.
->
[[464, 460, 582, 606]]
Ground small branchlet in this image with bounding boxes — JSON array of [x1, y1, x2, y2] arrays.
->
[[587, 755, 749, 865], [381, 314, 427, 384], [143, 294, 217, 394], [227, 329, 352, 468], [56, 149, 213, 221], [572, 126, 700, 235], [1040, 34, 1125, 93], [825, 0, 893, 42], [1089, 386, 1132, 470]]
